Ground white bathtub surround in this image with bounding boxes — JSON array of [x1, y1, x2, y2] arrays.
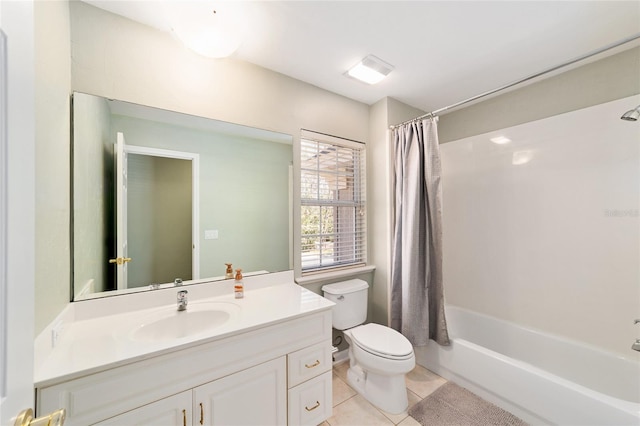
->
[[418, 306, 640, 425], [440, 95, 640, 359], [390, 118, 449, 346]]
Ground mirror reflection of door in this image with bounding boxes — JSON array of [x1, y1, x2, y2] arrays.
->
[[113, 135, 199, 290], [114, 132, 129, 289], [127, 153, 192, 288]]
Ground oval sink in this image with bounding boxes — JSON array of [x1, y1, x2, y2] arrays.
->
[[131, 302, 240, 342]]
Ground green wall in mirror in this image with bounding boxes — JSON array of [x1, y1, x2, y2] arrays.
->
[[73, 92, 293, 300]]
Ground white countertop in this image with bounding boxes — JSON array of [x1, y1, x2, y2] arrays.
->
[[35, 275, 333, 387]]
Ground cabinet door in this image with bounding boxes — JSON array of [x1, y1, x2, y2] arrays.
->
[[95, 391, 192, 426], [194, 357, 286, 426]]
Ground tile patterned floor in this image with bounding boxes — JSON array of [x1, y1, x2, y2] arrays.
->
[[321, 362, 448, 426]]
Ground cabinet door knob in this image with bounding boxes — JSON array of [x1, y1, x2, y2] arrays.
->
[[305, 401, 321, 412], [200, 403, 204, 425], [305, 360, 320, 368], [182, 409, 186, 426], [14, 408, 65, 426]]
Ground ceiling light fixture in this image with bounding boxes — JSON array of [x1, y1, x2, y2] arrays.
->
[[170, 4, 246, 59], [347, 55, 394, 85]]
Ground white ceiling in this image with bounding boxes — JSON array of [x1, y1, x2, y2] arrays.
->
[[83, 1, 640, 113]]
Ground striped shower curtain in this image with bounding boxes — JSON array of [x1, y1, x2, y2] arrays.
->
[[390, 118, 449, 346]]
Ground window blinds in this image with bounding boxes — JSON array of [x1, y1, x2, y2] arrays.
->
[[300, 130, 366, 273]]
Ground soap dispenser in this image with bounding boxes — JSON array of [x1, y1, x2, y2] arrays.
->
[[234, 269, 244, 299], [225, 263, 234, 279]]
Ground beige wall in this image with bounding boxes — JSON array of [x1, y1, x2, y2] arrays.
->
[[367, 99, 390, 325], [34, 1, 372, 335], [439, 47, 640, 143], [34, 0, 71, 334], [69, 1, 369, 143], [367, 97, 425, 325]]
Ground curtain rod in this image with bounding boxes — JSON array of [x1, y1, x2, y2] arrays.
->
[[390, 33, 640, 130]]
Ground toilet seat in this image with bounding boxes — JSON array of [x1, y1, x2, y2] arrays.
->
[[349, 323, 414, 360]]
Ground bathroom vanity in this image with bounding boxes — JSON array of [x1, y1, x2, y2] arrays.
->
[[34, 274, 334, 425]]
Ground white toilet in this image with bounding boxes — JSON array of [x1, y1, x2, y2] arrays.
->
[[322, 279, 415, 414]]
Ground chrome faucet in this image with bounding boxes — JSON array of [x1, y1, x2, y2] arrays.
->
[[177, 289, 188, 311], [633, 319, 640, 352], [174, 278, 183, 287]]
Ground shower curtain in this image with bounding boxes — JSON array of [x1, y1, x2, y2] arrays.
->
[[391, 118, 449, 346]]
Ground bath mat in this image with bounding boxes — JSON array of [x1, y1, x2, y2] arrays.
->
[[408, 382, 528, 426]]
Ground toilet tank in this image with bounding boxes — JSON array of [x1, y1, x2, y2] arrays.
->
[[322, 279, 369, 330]]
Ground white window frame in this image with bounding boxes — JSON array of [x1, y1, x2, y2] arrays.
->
[[295, 129, 367, 277]]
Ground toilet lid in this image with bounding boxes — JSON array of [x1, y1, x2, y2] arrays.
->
[[350, 323, 413, 358]]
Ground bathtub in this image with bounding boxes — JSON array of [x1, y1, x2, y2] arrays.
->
[[416, 306, 640, 425]]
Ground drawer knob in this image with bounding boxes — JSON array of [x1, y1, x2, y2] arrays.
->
[[305, 360, 320, 368], [305, 401, 321, 412]]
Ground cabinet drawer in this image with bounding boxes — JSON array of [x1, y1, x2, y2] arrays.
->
[[288, 371, 332, 426], [287, 342, 332, 388]]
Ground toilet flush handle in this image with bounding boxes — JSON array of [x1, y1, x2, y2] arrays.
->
[[337, 295, 344, 300]]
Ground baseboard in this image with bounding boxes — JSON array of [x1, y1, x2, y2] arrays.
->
[[332, 348, 349, 366]]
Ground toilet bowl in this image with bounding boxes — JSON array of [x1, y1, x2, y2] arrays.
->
[[322, 280, 415, 414], [343, 323, 415, 414]]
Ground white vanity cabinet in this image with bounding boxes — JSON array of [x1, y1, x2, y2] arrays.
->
[[195, 357, 287, 426], [96, 357, 286, 426], [36, 308, 332, 426], [95, 391, 193, 426]]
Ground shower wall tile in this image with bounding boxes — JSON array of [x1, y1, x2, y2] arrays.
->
[[440, 95, 640, 358]]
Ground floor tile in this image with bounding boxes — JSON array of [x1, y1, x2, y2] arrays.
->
[[329, 362, 450, 425], [332, 372, 357, 407], [404, 364, 446, 399], [327, 394, 395, 426], [333, 360, 350, 383], [397, 415, 422, 426], [380, 389, 422, 424], [378, 389, 421, 424], [406, 389, 422, 411]]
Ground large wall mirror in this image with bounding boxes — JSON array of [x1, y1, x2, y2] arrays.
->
[[72, 92, 293, 300]]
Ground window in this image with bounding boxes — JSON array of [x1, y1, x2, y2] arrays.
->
[[300, 130, 366, 273]]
